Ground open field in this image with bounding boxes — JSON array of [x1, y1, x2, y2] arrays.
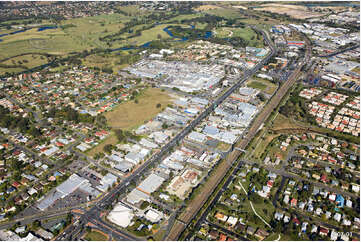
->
[[86, 132, 118, 158], [166, 13, 202, 22], [247, 81, 267, 90], [84, 230, 108, 241], [271, 113, 307, 131], [82, 52, 134, 73], [352, 66, 360, 74], [0, 30, 84, 59], [195, 5, 221, 11], [116, 5, 146, 16], [214, 26, 264, 47], [0, 14, 131, 60], [251, 131, 279, 161], [105, 88, 172, 130], [232, 5, 248, 10], [246, 79, 277, 95], [255, 3, 326, 19], [125, 24, 189, 46], [61, 14, 129, 49], [0, 53, 50, 75], [0, 67, 24, 74], [87, 88, 172, 157], [196, 6, 241, 19]]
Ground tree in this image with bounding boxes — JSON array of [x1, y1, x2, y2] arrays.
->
[[140, 201, 149, 210], [249, 192, 262, 204], [103, 144, 113, 154], [156, 103, 161, 108], [162, 123, 168, 129]]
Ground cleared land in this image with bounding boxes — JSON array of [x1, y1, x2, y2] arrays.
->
[[116, 5, 146, 16], [271, 113, 307, 131], [87, 132, 118, 158], [197, 6, 241, 19], [105, 88, 172, 130], [247, 81, 267, 90], [195, 5, 221, 11], [352, 66, 360, 74], [246, 79, 277, 95], [255, 3, 326, 19], [82, 52, 134, 73], [87, 88, 172, 157]]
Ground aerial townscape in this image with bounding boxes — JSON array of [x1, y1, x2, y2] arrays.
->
[[0, 1, 359, 241]]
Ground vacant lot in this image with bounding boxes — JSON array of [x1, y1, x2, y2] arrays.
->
[[87, 88, 172, 157], [247, 81, 267, 90], [252, 131, 279, 160], [255, 3, 325, 19], [196, 5, 241, 19], [84, 230, 108, 241], [195, 5, 221, 11], [87, 132, 118, 158], [105, 88, 172, 130], [246, 78, 277, 95], [352, 66, 360, 74], [116, 5, 146, 16], [271, 113, 307, 131]]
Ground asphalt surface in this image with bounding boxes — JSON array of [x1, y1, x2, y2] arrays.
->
[[318, 44, 360, 58]]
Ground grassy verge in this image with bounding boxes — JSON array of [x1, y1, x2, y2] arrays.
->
[[84, 230, 108, 241]]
